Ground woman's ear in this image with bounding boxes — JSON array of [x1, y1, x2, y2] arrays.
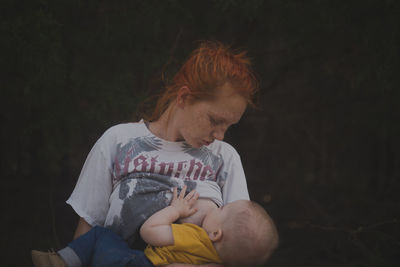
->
[[208, 228, 223, 242], [176, 86, 192, 107]]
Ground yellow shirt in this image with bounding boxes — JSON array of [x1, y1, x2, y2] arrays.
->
[[144, 223, 222, 266]]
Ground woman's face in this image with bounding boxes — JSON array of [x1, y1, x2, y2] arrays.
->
[[176, 83, 247, 148]]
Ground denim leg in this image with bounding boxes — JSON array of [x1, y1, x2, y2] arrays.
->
[[90, 227, 153, 267], [66, 226, 154, 267], [66, 226, 105, 266], [123, 251, 154, 267], [94, 246, 153, 267]]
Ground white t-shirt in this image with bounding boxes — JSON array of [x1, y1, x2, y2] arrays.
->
[[67, 121, 249, 245]]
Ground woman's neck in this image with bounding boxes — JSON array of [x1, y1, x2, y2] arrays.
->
[[148, 105, 182, 142]]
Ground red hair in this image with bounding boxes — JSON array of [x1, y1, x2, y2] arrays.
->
[[149, 41, 258, 121]]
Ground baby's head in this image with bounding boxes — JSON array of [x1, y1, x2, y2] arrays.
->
[[203, 200, 279, 266]]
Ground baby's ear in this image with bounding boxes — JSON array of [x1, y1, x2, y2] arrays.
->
[[208, 229, 223, 242]]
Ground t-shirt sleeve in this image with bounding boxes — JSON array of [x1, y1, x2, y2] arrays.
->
[[172, 223, 220, 252], [66, 128, 115, 226], [171, 224, 198, 249], [219, 145, 250, 205], [145, 224, 221, 265]]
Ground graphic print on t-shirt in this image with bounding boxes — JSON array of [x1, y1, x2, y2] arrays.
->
[[182, 143, 223, 175], [105, 135, 224, 245], [113, 136, 162, 184], [67, 122, 248, 246], [106, 173, 196, 245], [112, 136, 223, 185]]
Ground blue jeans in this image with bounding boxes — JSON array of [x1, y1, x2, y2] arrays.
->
[[64, 226, 154, 267]]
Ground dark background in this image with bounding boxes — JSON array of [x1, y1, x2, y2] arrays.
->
[[1, 0, 399, 266]]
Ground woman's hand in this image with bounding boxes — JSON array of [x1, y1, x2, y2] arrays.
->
[[170, 185, 199, 218], [73, 217, 92, 239]]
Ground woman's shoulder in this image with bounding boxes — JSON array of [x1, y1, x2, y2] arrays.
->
[[105, 121, 145, 133], [99, 121, 148, 142], [207, 139, 241, 159]]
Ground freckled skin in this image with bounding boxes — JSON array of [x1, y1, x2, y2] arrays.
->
[[175, 83, 248, 148], [137, 82, 248, 250]]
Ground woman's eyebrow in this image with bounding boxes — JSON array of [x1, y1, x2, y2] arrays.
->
[[209, 114, 227, 125]]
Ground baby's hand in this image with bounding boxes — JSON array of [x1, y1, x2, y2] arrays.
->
[[171, 185, 199, 218]]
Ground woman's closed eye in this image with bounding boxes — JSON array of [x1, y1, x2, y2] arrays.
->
[[209, 117, 218, 126], [209, 115, 224, 126]]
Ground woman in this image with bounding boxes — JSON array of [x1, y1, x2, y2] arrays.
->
[[67, 41, 257, 266]]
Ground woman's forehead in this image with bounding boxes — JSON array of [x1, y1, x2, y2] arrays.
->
[[207, 107, 242, 124], [208, 95, 247, 120]]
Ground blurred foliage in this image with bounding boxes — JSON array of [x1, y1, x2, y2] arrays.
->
[[1, 0, 399, 266]]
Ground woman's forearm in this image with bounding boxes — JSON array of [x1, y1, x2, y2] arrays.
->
[[73, 217, 92, 239]]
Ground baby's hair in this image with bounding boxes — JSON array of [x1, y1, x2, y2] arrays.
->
[[148, 41, 258, 122], [219, 200, 279, 267]]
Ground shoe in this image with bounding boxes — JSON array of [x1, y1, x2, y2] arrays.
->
[[31, 250, 66, 267]]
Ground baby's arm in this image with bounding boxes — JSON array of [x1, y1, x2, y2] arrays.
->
[[140, 185, 199, 247]]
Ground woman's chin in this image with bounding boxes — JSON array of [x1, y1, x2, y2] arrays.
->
[[188, 141, 203, 149]]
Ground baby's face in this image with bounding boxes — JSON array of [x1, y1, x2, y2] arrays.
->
[[202, 200, 248, 232]]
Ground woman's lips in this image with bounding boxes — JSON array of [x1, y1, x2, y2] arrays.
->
[[203, 140, 212, 146]]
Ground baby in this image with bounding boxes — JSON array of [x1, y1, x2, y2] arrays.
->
[[32, 186, 279, 267]]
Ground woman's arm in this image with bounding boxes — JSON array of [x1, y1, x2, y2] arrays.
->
[[220, 146, 250, 204], [66, 127, 117, 232], [73, 217, 92, 239]]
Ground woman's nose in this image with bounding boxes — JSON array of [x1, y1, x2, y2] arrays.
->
[[213, 130, 225, 141]]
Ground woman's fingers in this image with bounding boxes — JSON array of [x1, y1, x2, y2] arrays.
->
[[172, 187, 178, 200]]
